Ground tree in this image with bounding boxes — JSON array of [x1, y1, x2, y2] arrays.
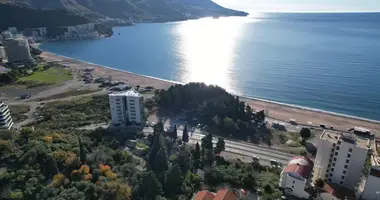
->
[[176, 148, 190, 174], [182, 124, 189, 143], [172, 125, 178, 141], [214, 138, 225, 154], [192, 142, 201, 170], [148, 133, 164, 169], [164, 164, 183, 196], [134, 171, 163, 199], [300, 128, 311, 141], [255, 110, 265, 123], [223, 117, 238, 134], [154, 121, 164, 133], [315, 178, 324, 189], [152, 147, 168, 173], [201, 134, 213, 150], [203, 149, 215, 166], [78, 137, 86, 163]]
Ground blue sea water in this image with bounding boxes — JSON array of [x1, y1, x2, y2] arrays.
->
[[40, 13, 380, 121]]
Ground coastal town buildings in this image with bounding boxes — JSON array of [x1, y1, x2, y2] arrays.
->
[[313, 130, 369, 190], [0, 102, 13, 129], [3, 37, 33, 63], [279, 156, 314, 199], [108, 89, 144, 125], [0, 45, 6, 62], [63, 23, 99, 39], [360, 153, 380, 200]]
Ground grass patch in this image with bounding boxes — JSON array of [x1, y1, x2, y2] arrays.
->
[[19, 67, 72, 85], [136, 141, 149, 151], [38, 89, 101, 101], [9, 104, 30, 122]]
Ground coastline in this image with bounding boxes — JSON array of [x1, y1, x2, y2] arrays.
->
[[39, 51, 380, 134]]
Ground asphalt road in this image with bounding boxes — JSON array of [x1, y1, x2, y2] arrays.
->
[[143, 126, 293, 165]]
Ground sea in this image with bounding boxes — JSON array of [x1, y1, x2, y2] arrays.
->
[[40, 13, 380, 121]]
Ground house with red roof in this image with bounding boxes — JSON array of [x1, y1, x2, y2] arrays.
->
[[193, 189, 237, 200], [279, 156, 314, 199]]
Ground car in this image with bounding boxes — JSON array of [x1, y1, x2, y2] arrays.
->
[[20, 94, 31, 99], [252, 156, 259, 162], [270, 159, 279, 166]]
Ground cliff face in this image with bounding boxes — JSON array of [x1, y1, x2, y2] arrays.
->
[[5, 0, 248, 21]]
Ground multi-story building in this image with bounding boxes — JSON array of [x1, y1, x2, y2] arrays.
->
[[279, 156, 314, 199], [361, 154, 380, 200], [313, 130, 369, 190], [0, 102, 13, 129], [3, 37, 32, 63], [108, 89, 144, 125]]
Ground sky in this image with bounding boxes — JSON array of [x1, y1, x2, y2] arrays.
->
[[213, 0, 380, 13]]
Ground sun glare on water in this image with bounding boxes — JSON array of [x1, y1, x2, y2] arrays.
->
[[175, 17, 259, 93]]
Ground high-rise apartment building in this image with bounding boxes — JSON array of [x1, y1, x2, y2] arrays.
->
[[313, 130, 369, 190], [108, 89, 144, 125], [0, 102, 13, 129]]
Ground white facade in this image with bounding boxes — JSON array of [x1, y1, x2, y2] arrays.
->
[[279, 156, 314, 199], [0, 46, 7, 61], [0, 102, 13, 129], [109, 90, 144, 125], [313, 131, 369, 190], [63, 23, 98, 39], [3, 37, 32, 63]]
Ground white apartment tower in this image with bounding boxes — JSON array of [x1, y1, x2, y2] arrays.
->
[[0, 102, 13, 129], [313, 130, 369, 190], [108, 89, 144, 125]]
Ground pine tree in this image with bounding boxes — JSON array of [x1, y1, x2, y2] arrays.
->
[[135, 171, 163, 199], [201, 133, 213, 150], [193, 142, 201, 170], [153, 147, 168, 173], [173, 125, 178, 140], [148, 133, 164, 167], [78, 137, 86, 163], [182, 124, 189, 143], [164, 164, 183, 196], [176, 147, 190, 174], [215, 138, 225, 154]]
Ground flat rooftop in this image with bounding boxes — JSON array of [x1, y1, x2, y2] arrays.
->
[[108, 89, 142, 97], [320, 130, 369, 149]]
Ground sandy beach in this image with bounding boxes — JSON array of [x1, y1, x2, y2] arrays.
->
[[40, 51, 380, 134]]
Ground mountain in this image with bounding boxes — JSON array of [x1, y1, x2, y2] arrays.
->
[[4, 0, 248, 22], [0, 3, 113, 36]]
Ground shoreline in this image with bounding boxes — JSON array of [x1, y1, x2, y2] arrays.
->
[[38, 50, 380, 134]]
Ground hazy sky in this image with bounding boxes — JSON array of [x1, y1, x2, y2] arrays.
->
[[213, 0, 380, 12]]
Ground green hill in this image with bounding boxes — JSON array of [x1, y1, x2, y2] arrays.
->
[[4, 0, 248, 22]]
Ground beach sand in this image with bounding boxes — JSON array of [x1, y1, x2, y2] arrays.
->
[[40, 51, 380, 134]]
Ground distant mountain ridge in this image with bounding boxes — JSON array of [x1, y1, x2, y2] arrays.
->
[[4, 0, 248, 22]]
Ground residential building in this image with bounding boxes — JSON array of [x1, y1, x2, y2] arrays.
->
[[3, 37, 33, 63], [63, 23, 99, 39], [0, 102, 13, 129], [193, 189, 237, 200], [108, 89, 144, 125], [0, 46, 7, 62], [279, 156, 314, 199], [360, 155, 380, 200], [313, 130, 369, 190]]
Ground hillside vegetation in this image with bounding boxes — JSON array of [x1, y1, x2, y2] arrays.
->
[[3, 0, 248, 22]]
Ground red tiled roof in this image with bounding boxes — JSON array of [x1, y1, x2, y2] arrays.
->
[[194, 190, 215, 200], [283, 156, 314, 180], [214, 189, 236, 200]]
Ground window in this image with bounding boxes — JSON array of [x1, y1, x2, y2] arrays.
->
[[349, 148, 352, 152], [331, 168, 334, 172], [333, 143, 336, 147], [292, 185, 294, 189], [341, 176, 345, 180], [336, 146, 340, 150], [328, 164, 331, 168], [337, 141, 341, 145], [330, 154, 333, 158], [329, 158, 332, 162], [346, 159, 349, 164], [328, 178, 332, 182], [343, 170, 346, 174], [330, 173, 333, 177], [344, 165, 348, 169], [325, 174, 329, 178], [334, 158, 337, 161], [347, 154, 351, 158], [335, 152, 338, 156], [293, 180, 295, 184], [340, 181, 343, 185], [332, 163, 335, 167]]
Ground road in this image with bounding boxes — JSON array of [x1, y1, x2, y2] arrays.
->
[[143, 126, 294, 165]]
